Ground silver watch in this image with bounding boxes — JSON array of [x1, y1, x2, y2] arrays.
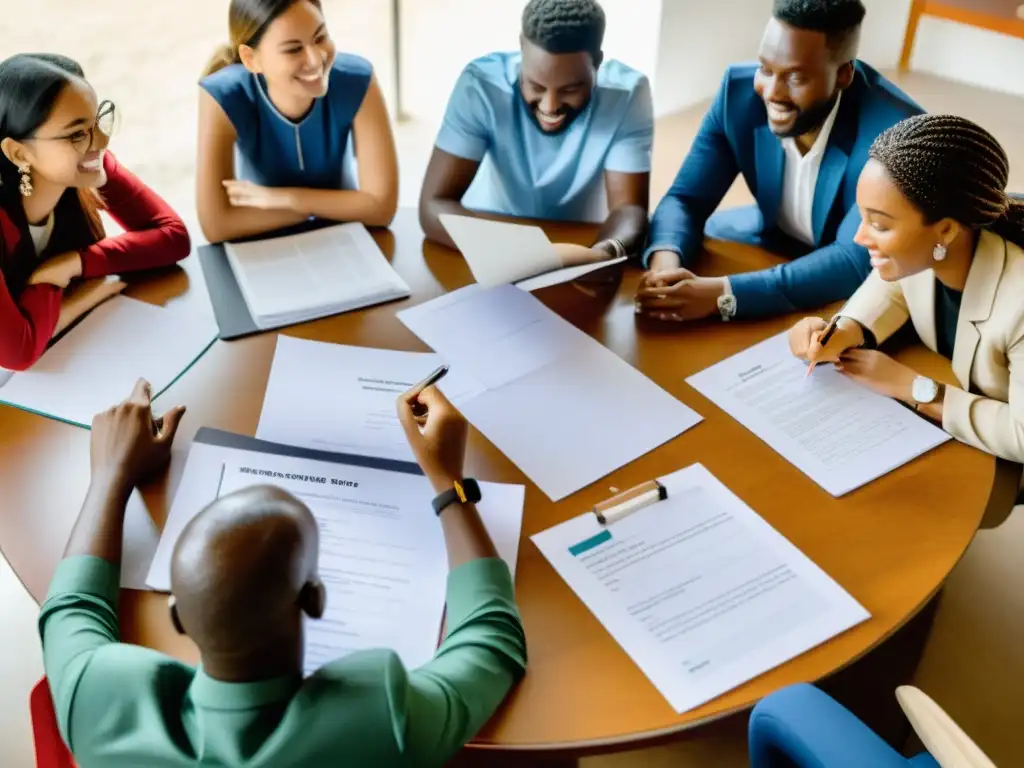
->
[[717, 281, 737, 321], [911, 376, 941, 410]]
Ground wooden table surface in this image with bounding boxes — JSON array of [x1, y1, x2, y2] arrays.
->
[[0, 210, 994, 755]]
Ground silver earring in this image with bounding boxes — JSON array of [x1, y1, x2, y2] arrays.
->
[[932, 243, 947, 262], [18, 165, 33, 198]]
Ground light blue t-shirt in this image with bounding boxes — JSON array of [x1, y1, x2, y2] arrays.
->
[[435, 52, 653, 223]]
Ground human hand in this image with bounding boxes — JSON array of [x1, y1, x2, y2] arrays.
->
[[835, 349, 918, 402], [223, 180, 295, 211], [647, 250, 682, 273], [89, 378, 186, 490], [552, 242, 609, 268], [789, 316, 865, 365], [635, 268, 726, 322], [27, 251, 83, 289], [397, 385, 468, 492]]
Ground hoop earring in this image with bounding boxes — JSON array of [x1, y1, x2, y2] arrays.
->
[[932, 243, 947, 262], [18, 165, 33, 198]]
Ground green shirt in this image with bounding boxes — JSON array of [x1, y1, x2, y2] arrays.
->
[[39, 556, 526, 767]]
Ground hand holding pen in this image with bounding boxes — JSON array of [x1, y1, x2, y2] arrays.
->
[[787, 315, 866, 375]]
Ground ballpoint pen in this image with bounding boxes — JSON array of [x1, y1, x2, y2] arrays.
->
[[805, 316, 841, 377]]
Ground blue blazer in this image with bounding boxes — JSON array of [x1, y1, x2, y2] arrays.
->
[[646, 61, 923, 318]]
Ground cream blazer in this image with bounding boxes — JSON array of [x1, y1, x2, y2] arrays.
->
[[842, 229, 1024, 463]]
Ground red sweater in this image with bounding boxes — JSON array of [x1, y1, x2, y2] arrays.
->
[[0, 152, 190, 371]]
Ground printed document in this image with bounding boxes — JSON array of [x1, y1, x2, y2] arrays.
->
[[0, 295, 217, 428], [398, 284, 703, 500], [145, 429, 526, 672], [440, 214, 625, 291], [532, 464, 870, 713], [686, 333, 951, 496], [256, 336, 483, 462], [225, 223, 410, 329]]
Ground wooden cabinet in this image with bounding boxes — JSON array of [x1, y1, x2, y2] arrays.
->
[[900, 0, 1024, 71]]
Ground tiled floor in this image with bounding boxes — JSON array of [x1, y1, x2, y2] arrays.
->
[[3, 3, 1024, 766]]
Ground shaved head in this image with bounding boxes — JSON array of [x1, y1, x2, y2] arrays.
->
[[170, 485, 323, 681]]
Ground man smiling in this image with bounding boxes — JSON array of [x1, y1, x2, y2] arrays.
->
[[639, 0, 922, 323], [419, 0, 652, 266]]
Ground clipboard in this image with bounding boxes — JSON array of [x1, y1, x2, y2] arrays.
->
[[197, 218, 341, 341]]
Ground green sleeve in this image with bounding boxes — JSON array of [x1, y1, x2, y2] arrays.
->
[[395, 558, 527, 766], [37, 555, 121, 748]]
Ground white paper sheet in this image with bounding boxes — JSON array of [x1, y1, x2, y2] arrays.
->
[[121, 491, 160, 591], [439, 214, 625, 291], [398, 284, 703, 500], [532, 464, 870, 713], [686, 333, 951, 497], [515, 256, 627, 292], [225, 223, 410, 329], [0, 296, 217, 428], [147, 434, 524, 602], [256, 337, 483, 462]]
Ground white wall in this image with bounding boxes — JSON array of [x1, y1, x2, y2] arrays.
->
[[651, 0, 771, 116], [399, 0, 664, 123]]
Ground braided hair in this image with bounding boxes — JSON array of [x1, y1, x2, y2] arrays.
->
[[869, 114, 1024, 249], [522, 0, 606, 63]]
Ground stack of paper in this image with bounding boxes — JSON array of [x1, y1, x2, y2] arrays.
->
[[440, 214, 625, 291], [225, 223, 410, 329], [533, 464, 870, 713], [686, 333, 951, 496], [0, 295, 217, 428]]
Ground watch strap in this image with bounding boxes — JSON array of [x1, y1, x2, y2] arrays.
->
[[432, 478, 482, 516]]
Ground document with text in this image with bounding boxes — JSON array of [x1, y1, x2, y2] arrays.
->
[[398, 284, 702, 500], [256, 336, 483, 462], [440, 214, 625, 291], [532, 464, 870, 713], [225, 223, 410, 329], [686, 333, 951, 496], [145, 429, 525, 672]]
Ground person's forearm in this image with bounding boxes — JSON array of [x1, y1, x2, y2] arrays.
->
[[286, 187, 397, 229], [54, 280, 112, 336], [644, 195, 703, 268], [438, 501, 499, 569], [63, 471, 133, 563], [419, 197, 477, 249], [595, 204, 648, 258], [199, 204, 308, 245]]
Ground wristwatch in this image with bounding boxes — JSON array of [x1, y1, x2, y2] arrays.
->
[[432, 478, 482, 516], [911, 376, 944, 411], [717, 278, 737, 321]]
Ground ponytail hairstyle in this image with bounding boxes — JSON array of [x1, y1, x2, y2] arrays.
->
[[0, 53, 104, 280], [868, 114, 1024, 249], [203, 0, 323, 77]]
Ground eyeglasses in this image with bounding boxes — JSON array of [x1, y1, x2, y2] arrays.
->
[[29, 100, 119, 154]]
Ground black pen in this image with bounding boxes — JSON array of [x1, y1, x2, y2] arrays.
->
[[409, 365, 449, 416], [805, 316, 840, 377]]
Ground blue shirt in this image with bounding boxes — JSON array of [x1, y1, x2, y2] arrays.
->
[[201, 54, 372, 190], [434, 52, 653, 223]]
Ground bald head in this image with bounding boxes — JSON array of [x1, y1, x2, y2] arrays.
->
[[170, 486, 323, 676]]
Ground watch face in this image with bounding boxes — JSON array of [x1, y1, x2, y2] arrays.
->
[[912, 377, 939, 404], [717, 294, 737, 317]]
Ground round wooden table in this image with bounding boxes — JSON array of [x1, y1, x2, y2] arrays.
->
[[0, 210, 995, 756]]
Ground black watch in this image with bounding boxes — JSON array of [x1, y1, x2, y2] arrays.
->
[[432, 478, 482, 516]]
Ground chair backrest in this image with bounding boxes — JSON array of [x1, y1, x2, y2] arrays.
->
[[29, 678, 75, 768], [896, 686, 997, 768]]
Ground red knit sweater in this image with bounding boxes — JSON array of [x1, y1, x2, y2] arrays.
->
[[0, 152, 190, 371]]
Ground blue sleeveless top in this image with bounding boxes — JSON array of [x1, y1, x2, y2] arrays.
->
[[200, 53, 372, 190]]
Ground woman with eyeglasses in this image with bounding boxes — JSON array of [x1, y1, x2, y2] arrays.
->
[[0, 53, 190, 372], [196, 0, 399, 243]]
